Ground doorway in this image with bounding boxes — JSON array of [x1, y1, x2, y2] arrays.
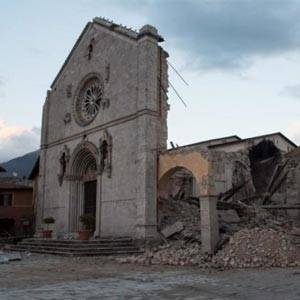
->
[[84, 180, 97, 231]]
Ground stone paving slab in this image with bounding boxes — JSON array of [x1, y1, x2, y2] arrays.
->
[[0, 253, 299, 299]]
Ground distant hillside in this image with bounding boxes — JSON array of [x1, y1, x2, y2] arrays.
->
[[0, 150, 39, 179]]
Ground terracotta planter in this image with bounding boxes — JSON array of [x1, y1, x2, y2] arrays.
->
[[42, 230, 52, 239], [78, 230, 91, 240]]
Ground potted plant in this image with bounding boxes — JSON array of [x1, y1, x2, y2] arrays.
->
[[79, 214, 95, 240], [42, 217, 55, 239]]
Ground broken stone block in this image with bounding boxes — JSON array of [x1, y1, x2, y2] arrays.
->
[[6, 252, 22, 261], [0, 253, 9, 264], [161, 221, 184, 238], [218, 210, 241, 223], [290, 228, 300, 236]]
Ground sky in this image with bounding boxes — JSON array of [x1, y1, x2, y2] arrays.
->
[[0, 0, 300, 162]]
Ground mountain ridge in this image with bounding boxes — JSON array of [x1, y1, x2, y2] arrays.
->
[[0, 150, 40, 179]]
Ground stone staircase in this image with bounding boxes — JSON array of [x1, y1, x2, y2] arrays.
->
[[9, 238, 143, 256]]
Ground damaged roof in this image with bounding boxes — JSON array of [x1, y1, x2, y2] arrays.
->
[[168, 132, 297, 153], [168, 135, 241, 152], [286, 147, 300, 159], [208, 132, 297, 149]]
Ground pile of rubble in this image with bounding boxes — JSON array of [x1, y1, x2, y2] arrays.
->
[[213, 228, 300, 268], [158, 197, 201, 242], [117, 241, 211, 267], [117, 196, 208, 267], [217, 204, 295, 247]]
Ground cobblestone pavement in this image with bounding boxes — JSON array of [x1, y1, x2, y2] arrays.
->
[[0, 253, 299, 299]]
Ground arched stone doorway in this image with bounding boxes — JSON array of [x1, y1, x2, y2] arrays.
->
[[68, 142, 99, 233]]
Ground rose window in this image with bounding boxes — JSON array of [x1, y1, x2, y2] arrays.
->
[[74, 77, 104, 126]]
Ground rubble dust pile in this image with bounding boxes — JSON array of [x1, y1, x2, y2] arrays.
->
[[117, 242, 211, 267], [118, 227, 300, 268], [213, 228, 300, 268], [158, 197, 201, 242]]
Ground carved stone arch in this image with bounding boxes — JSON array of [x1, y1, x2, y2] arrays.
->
[[67, 140, 99, 232], [68, 141, 99, 180], [99, 129, 112, 178]]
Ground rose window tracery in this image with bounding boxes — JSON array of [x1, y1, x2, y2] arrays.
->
[[74, 76, 104, 126]]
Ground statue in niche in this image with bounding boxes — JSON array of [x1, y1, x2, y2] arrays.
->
[[99, 130, 112, 178], [58, 145, 70, 186], [86, 38, 95, 60], [105, 63, 110, 83], [100, 140, 108, 172], [63, 113, 71, 125], [66, 84, 72, 98]]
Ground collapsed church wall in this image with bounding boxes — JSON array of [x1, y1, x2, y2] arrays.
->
[[37, 19, 169, 239], [157, 137, 299, 252], [269, 150, 300, 223]]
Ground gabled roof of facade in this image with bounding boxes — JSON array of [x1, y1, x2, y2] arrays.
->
[[50, 17, 163, 89], [50, 22, 91, 89]]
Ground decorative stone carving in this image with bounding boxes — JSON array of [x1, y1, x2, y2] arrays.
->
[[66, 84, 73, 98], [63, 113, 71, 125], [58, 145, 70, 186], [86, 38, 95, 60], [105, 63, 110, 83], [74, 74, 104, 126], [99, 129, 112, 178], [101, 98, 110, 109]]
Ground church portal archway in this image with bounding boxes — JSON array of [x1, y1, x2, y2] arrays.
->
[[68, 142, 99, 232]]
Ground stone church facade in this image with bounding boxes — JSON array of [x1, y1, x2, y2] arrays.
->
[[36, 18, 299, 253], [36, 18, 169, 239]]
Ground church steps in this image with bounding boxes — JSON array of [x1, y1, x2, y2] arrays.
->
[[19, 241, 134, 247], [9, 238, 143, 256], [9, 247, 142, 257], [23, 238, 133, 244], [11, 245, 138, 252]]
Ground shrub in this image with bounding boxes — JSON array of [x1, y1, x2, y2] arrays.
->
[[79, 214, 95, 230]]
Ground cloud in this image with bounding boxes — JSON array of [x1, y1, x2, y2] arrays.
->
[[0, 120, 40, 162], [128, 0, 300, 71], [281, 83, 300, 99], [286, 121, 300, 145]]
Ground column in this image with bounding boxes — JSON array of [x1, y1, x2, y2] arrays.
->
[[94, 175, 102, 237], [200, 195, 219, 253]]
